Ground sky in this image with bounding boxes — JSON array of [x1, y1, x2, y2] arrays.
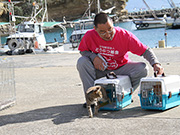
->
[[125, 0, 180, 12]]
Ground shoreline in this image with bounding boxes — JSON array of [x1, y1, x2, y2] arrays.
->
[[0, 44, 180, 56]]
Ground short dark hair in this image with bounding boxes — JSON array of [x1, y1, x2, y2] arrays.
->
[[94, 12, 111, 28]]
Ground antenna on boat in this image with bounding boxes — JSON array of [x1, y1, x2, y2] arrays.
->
[[30, 0, 48, 22], [6, 0, 48, 25], [7, 0, 20, 34]]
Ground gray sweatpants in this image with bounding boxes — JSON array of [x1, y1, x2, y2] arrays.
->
[[77, 56, 149, 94]]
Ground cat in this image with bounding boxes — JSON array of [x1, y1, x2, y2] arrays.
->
[[86, 85, 110, 118]]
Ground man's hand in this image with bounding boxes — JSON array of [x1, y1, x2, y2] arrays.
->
[[153, 63, 164, 75], [93, 56, 106, 71]]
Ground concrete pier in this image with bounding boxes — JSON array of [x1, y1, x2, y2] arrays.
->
[[0, 47, 180, 135]]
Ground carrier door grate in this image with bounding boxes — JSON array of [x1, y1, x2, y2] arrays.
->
[[141, 81, 162, 107]]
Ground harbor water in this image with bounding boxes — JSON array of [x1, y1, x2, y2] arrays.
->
[[116, 21, 180, 48], [44, 21, 180, 48], [1, 21, 180, 48]]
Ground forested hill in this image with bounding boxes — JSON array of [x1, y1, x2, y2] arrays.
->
[[0, 0, 128, 22]]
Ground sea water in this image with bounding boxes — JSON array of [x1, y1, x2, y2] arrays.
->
[[1, 21, 180, 48], [44, 21, 180, 48], [116, 21, 180, 48]]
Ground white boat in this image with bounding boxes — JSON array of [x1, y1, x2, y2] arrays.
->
[[3, 0, 48, 54], [133, 18, 166, 29], [166, 17, 180, 29], [3, 0, 69, 55], [165, 0, 180, 29], [69, 0, 95, 47], [69, 19, 94, 45], [133, 0, 166, 30], [69, 0, 116, 48], [6, 21, 46, 52]]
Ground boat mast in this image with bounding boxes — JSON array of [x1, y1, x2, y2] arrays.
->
[[167, 0, 176, 8], [142, 0, 158, 19], [88, 0, 91, 18], [170, 0, 176, 8], [30, 0, 48, 22], [7, 0, 20, 34], [82, 0, 94, 19], [97, 0, 101, 13], [81, 0, 101, 19], [42, 0, 48, 22]]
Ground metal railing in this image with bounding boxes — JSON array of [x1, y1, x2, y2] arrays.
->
[[0, 57, 16, 110]]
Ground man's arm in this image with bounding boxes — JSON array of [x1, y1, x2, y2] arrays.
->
[[142, 48, 160, 66], [142, 48, 164, 75], [80, 51, 107, 71], [80, 51, 97, 62]]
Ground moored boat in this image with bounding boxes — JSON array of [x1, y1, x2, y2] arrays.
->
[[69, 19, 94, 44], [6, 21, 46, 52], [133, 18, 166, 29]]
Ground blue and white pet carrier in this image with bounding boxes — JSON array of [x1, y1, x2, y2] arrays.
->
[[95, 72, 133, 111], [139, 73, 180, 110]]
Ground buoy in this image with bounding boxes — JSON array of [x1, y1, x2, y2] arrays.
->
[[32, 2, 36, 6], [34, 41, 39, 49]]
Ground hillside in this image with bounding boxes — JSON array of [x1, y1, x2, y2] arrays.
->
[[0, 0, 128, 22]]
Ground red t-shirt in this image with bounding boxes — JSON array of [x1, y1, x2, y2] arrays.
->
[[78, 27, 147, 70]]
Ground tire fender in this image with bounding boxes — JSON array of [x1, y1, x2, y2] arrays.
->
[[8, 39, 21, 50]]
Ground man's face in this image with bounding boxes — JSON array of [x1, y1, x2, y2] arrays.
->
[[94, 19, 114, 41]]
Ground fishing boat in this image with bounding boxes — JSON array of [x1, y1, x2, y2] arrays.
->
[[69, 0, 116, 48], [133, 0, 166, 30], [3, 0, 47, 54], [133, 18, 166, 29], [165, 0, 180, 29], [6, 21, 46, 52], [69, 18, 94, 47], [166, 17, 180, 29], [3, 0, 67, 54], [69, 0, 95, 48]]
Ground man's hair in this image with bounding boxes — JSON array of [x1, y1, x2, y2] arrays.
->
[[94, 12, 111, 28]]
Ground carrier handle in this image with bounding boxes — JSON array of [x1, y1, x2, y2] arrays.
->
[[129, 88, 134, 95], [122, 92, 124, 99], [106, 72, 117, 79], [154, 72, 165, 77], [168, 91, 172, 99]]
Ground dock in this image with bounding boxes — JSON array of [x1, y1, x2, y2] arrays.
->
[[0, 47, 180, 134]]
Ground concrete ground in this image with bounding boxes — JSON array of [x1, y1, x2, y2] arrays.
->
[[0, 47, 180, 135]]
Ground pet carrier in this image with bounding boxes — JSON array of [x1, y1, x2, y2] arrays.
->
[[94, 72, 133, 111], [139, 73, 180, 110]]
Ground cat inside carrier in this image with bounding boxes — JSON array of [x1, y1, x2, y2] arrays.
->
[[139, 74, 180, 110], [140, 82, 163, 107]]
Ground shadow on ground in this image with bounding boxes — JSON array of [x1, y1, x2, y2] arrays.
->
[[0, 104, 167, 126], [0, 104, 86, 126]]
